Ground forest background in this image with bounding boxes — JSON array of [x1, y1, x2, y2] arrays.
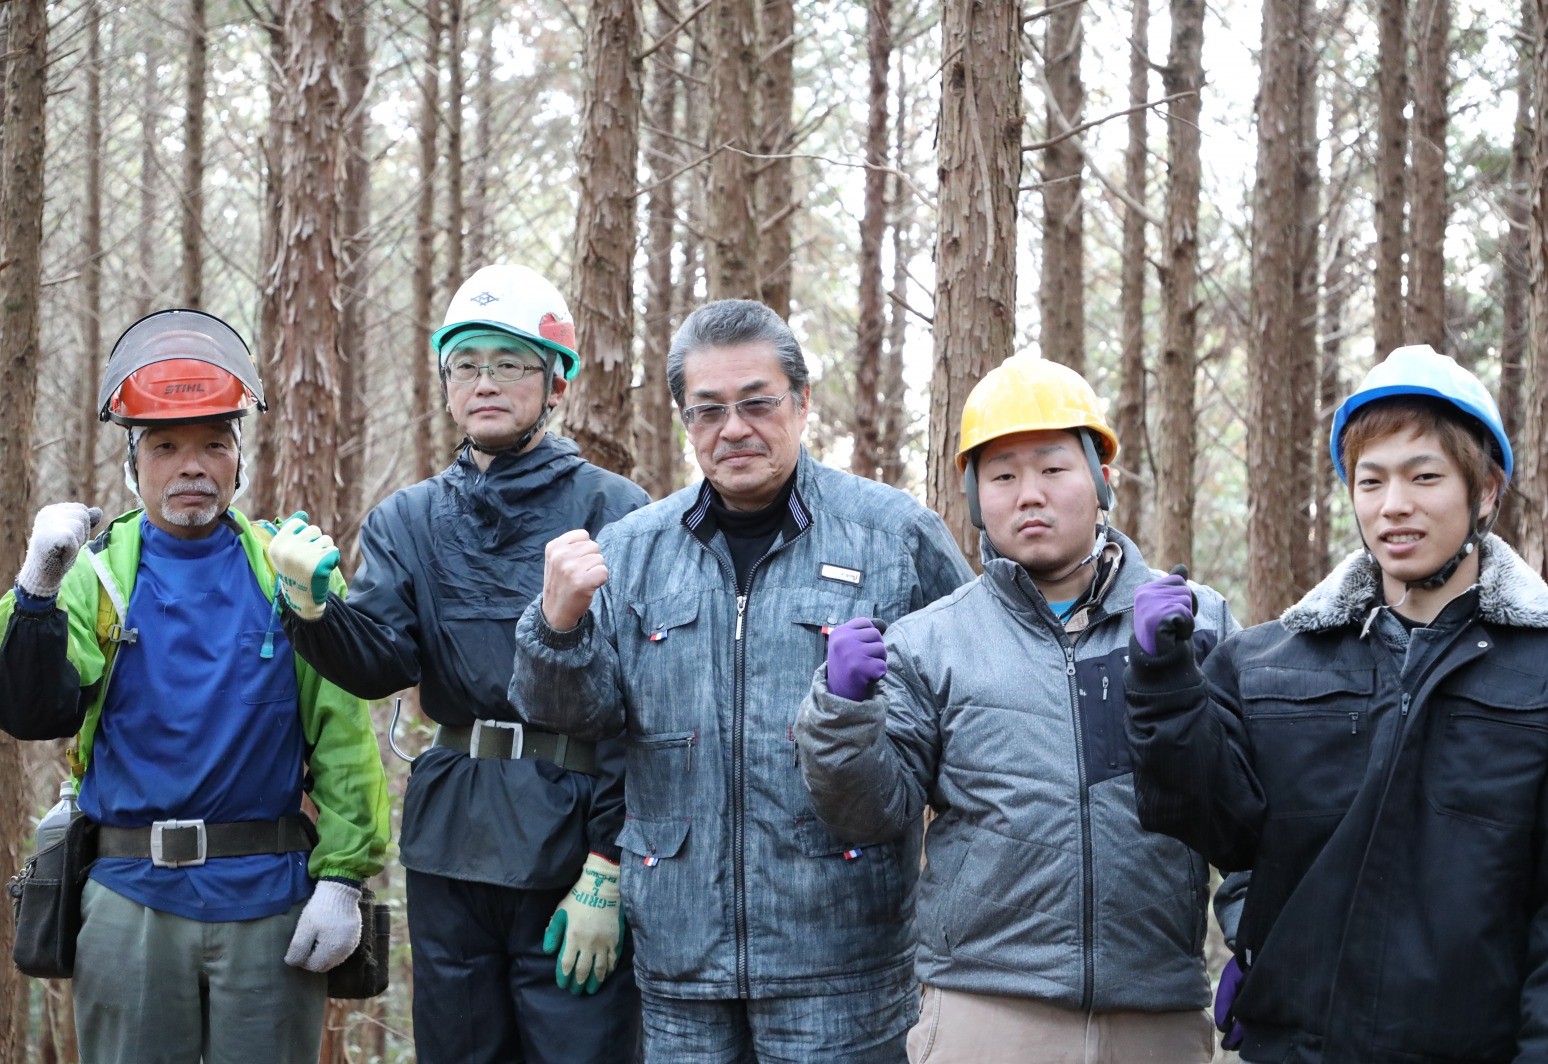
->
[[0, 0, 1538, 1059]]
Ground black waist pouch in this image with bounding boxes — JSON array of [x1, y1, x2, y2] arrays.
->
[[326, 887, 391, 999], [8, 816, 96, 979]]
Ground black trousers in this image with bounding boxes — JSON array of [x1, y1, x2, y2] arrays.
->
[[406, 869, 640, 1064]]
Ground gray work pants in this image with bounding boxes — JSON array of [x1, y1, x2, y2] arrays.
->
[[74, 880, 325, 1064]]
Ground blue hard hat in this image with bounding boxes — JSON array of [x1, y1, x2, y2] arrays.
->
[[1330, 344, 1512, 485]]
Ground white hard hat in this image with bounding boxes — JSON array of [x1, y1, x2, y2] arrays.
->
[[432, 264, 579, 379]]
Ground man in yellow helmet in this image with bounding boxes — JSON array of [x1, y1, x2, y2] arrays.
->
[[796, 355, 1239, 1063]]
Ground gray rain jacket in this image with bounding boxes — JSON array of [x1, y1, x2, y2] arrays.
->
[[797, 528, 1236, 1012], [509, 449, 973, 999]]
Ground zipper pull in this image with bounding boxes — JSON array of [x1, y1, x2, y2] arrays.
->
[[736, 595, 747, 641], [1349, 712, 1359, 735], [1401, 692, 1411, 717], [1064, 646, 1076, 677], [1101, 675, 1110, 702], [687, 730, 696, 773]]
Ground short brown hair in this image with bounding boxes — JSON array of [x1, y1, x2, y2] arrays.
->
[[1340, 395, 1503, 508]]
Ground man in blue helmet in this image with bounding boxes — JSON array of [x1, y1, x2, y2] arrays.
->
[[272, 265, 648, 1064], [1124, 344, 1548, 1063]]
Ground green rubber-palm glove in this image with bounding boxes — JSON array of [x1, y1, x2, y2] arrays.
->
[[543, 852, 625, 995], [267, 512, 340, 622]]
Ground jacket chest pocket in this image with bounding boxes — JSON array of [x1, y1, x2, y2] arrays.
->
[[1425, 667, 1548, 827], [1241, 665, 1374, 817], [788, 596, 878, 649], [623, 593, 710, 734]]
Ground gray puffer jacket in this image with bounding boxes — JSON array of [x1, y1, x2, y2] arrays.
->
[[510, 449, 973, 1000], [798, 528, 1236, 1012]]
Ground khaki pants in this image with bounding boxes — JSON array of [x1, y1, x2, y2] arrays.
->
[[74, 880, 325, 1064], [907, 985, 1215, 1064]]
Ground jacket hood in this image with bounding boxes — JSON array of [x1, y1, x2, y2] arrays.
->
[[1281, 533, 1548, 633], [450, 432, 586, 525]]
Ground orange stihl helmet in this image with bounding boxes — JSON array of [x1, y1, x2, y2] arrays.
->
[[99, 309, 265, 426]]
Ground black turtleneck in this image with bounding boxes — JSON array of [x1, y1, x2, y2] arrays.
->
[[708, 474, 797, 592]]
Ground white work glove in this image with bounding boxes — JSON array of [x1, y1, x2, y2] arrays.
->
[[267, 512, 340, 622], [17, 503, 103, 599], [284, 879, 362, 973], [543, 852, 624, 995]]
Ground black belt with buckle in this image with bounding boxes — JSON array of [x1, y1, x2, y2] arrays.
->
[[434, 720, 599, 776], [96, 816, 317, 869]]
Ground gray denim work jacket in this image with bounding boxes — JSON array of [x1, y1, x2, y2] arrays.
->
[[510, 450, 972, 999], [798, 530, 1237, 1012]]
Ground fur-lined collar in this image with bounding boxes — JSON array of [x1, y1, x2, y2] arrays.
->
[[1281, 534, 1548, 633]]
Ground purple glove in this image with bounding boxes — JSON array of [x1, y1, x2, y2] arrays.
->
[[827, 618, 888, 702], [1213, 956, 1246, 1050], [1132, 573, 1195, 655]]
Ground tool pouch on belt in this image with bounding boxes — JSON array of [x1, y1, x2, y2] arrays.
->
[[326, 887, 391, 999], [8, 817, 97, 979]]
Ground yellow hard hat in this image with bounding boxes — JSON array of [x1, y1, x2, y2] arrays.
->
[[955, 354, 1119, 473]]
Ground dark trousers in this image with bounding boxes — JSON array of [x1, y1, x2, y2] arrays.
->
[[407, 869, 640, 1064]]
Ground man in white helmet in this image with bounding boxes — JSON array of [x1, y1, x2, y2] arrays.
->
[[274, 265, 649, 1063], [1127, 345, 1548, 1063]]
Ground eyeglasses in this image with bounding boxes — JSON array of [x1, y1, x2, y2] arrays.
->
[[681, 392, 794, 429], [445, 357, 547, 384]]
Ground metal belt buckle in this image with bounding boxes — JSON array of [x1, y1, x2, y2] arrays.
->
[[150, 819, 207, 868], [470, 719, 523, 760]]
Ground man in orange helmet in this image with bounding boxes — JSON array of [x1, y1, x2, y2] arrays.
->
[[0, 309, 389, 1064]]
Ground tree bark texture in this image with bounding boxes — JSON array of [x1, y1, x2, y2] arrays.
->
[[755, 0, 795, 315], [412, 0, 443, 482], [707, 0, 760, 299], [877, 62, 912, 490], [79, 0, 104, 504], [1290, 0, 1320, 596], [0, 2, 45, 1054], [1374, 0, 1407, 357], [1500, 0, 1534, 546], [252, 21, 284, 518], [1247, 0, 1303, 623], [136, 41, 161, 319], [1039, 0, 1085, 375], [1155, 0, 1204, 574], [1115, 0, 1149, 544], [638, 0, 684, 500], [469, 12, 495, 268], [181, 0, 206, 309], [1408, 0, 1449, 347], [568, 0, 642, 477], [266, 0, 346, 527], [338, 0, 372, 564], [852, 0, 891, 481], [1521, 0, 1548, 574], [928, 0, 1022, 562]]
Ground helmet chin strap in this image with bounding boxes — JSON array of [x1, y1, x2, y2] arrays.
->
[[1362, 493, 1498, 604]]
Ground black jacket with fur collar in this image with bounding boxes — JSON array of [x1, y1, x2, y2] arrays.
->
[[1126, 535, 1548, 1064]]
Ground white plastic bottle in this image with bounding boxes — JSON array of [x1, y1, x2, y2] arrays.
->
[[35, 779, 79, 853]]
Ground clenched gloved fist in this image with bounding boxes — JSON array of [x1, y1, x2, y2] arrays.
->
[[267, 512, 340, 622], [826, 618, 888, 702], [17, 503, 103, 600], [284, 879, 362, 973], [1214, 956, 1247, 1050], [1133, 571, 1196, 656], [544, 853, 624, 995]]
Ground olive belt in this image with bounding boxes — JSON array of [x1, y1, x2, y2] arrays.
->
[[434, 721, 599, 776]]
